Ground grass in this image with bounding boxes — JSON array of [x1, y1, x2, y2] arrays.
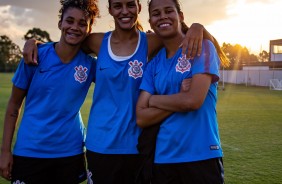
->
[[1, 73, 282, 184]]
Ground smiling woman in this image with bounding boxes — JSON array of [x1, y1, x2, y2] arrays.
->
[[0, 0, 99, 183]]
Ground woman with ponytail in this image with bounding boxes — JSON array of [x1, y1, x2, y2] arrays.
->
[[136, 0, 228, 183]]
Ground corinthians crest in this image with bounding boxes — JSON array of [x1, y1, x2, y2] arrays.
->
[[175, 54, 191, 74], [128, 60, 143, 79], [74, 65, 88, 83]]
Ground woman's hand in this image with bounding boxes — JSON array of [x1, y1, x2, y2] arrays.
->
[[0, 150, 13, 181], [23, 38, 41, 65], [180, 23, 204, 59]]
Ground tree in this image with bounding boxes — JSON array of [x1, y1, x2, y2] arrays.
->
[[258, 50, 269, 62], [23, 27, 52, 42], [222, 42, 258, 69], [0, 35, 22, 72]]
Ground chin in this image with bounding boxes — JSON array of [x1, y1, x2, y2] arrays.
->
[[67, 41, 81, 47]]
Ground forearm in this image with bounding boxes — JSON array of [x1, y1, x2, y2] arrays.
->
[[1, 104, 21, 153], [150, 75, 211, 112], [136, 107, 172, 128], [149, 92, 196, 112]]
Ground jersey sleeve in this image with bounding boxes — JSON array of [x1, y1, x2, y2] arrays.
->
[[191, 40, 220, 83], [139, 59, 156, 95], [12, 59, 37, 90]]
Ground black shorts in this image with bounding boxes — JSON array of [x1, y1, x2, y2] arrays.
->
[[86, 150, 143, 184], [152, 158, 224, 184], [12, 153, 87, 184]]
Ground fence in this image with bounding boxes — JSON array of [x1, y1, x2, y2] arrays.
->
[[219, 70, 282, 87]]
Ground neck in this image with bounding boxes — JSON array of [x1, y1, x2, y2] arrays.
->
[[112, 27, 139, 41], [162, 33, 185, 58], [55, 41, 81, 63]]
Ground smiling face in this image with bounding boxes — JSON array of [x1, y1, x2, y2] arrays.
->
[[148, 0, 183, 39], [108, 0, 141, 31], [59, 7, 91, 46]]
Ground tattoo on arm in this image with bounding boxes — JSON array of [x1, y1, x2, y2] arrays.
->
[[9, 110, 19, 118]]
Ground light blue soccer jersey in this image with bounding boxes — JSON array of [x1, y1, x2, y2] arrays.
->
[[13, 43, 96, 158], [140, 40, 223, 163], [86, 31, 148, 154]]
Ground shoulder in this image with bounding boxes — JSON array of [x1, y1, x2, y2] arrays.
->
[[84, 32, 106, 54], [146, 32, 163, 60], [202, 39, 217, 53], [147, 48, 165, 66], [79, 50, 97, 61], [38, 42, 54, 53], [37, 42, 55, 61], [87, 32, 106, 42]]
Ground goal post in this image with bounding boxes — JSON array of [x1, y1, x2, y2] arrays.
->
[[269, 79, 282, 90]]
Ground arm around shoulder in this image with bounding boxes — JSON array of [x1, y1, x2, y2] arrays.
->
[[82, 32, 104, 55], [23, 38, 44, 65], [146, 33, 163, 61]]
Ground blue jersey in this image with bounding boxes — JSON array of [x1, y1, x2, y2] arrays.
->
[[86, 31, 148, 154], [13, 43, 96, 158], [140, 40, 223, 163]]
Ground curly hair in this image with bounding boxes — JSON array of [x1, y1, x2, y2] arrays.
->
[[59, 0, 100, 27]]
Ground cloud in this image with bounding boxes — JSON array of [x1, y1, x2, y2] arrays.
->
[[0, 0, 231, 49], [0, 1, 61, 48], [180, 0, 229, 25], [0, 0, 59, 13], [1, 0, 278, 54]]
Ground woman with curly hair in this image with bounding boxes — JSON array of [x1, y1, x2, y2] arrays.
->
[[0, 0, 99, 183]]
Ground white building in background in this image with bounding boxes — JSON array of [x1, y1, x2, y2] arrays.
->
[[270, 39, 282, 62], [219, 39, 282, 87]]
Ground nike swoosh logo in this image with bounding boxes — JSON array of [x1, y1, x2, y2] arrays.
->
[[39, 67, 52, 73], [99, 67, 107, 71], [154, 71, 161, 77], [39, 70, 49, 73]]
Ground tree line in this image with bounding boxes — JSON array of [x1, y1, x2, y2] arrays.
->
[[0, 27, 269, 72], [0, 28, 52, 72]]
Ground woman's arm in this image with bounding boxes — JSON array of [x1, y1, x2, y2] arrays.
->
[[181, 23, 214, 58], [22, 32, 105, 65], [149, 74, 212, 112], [136, 78, 192, 128], [82, 32, 104, 56], [0, 86, 26, 181], [22, 38, 42, 65], [136, 91, 173, 128], [147, 23, 214, 60]]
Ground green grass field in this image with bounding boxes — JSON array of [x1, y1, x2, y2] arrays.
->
[[1, 72, 282, 184]]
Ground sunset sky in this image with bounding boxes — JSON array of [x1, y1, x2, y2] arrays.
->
[[0, 0, 281, 54]]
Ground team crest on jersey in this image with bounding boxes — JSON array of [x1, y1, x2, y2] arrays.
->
[[128, 60, 143, 79], [175, 54, 191, 74], [74, 65, 88, 83]]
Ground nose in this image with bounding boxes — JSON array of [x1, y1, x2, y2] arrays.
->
[[160, 12, 168, 20], [70, 23, 79, 31], [121, 5, 129, 14]]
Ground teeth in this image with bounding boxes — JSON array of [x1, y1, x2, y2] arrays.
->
[[159, 23, 170, 28], [121, 18, 130, 21], [67, 33, 78, 37]]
